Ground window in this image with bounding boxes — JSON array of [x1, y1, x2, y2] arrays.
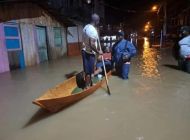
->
[[4, 24, 21, 51], [4, 26, 19, 37], [54, 27, 62, 47], [6, 39, 20, 49]]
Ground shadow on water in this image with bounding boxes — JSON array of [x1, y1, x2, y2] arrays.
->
[[22, 109, 54, 128], [101, 85, 110, 94], [23, 106, 73, 128], [22, 102, 87, 128], [65, 71, 78, 79], [163, 64, 180, 71]]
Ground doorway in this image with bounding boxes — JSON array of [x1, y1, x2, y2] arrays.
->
[[36, 26, 48, 63], [4, 23, 25, 70]]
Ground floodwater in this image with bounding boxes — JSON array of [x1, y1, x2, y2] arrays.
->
[[137, 38, 161, 78], [0, 38, 190, 140]]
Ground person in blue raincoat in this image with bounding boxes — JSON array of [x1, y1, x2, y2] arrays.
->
[[112, 30, 137, 79]]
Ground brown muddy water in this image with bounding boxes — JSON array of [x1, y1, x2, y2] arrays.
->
[[0, 38, 190, 140]]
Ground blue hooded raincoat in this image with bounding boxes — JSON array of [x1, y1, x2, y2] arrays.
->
[[112, 39, 137, 79]]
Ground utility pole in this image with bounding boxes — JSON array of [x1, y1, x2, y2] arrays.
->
[[92, 0, 95, 14], [163, 1, 167, 42]]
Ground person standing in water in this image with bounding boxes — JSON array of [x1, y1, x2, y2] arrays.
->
[[82, 13, 102, 88]]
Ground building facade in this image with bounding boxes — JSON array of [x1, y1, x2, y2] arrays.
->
[[0, 3, 67, 73], [0, 0, 105, 73]]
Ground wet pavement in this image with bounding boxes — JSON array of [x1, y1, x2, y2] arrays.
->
[[0, 38, 190, 140]]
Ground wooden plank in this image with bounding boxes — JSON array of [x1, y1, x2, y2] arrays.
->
[[0, 24, 9, 73], [20, 23, 38, 66]]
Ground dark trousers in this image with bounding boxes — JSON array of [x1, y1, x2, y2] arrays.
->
[[115, 62, 130, 79], [122, 63, 130, 79], [178, 58, 190, 73], [81, 50, 95, 75], [96, 60, 112, 75]]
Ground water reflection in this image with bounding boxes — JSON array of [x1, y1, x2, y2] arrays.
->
[[139, 37, 160, 78]]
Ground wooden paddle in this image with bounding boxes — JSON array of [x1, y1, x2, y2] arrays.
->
[[97, 38, 111, 95]]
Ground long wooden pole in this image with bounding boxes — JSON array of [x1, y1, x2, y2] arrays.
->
[[97, 38, 111, 95]]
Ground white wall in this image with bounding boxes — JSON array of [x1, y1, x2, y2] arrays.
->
[[67, 26, 79, 43], [77, 25, 83, 42]]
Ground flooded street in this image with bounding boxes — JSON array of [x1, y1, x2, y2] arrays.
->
[[136, 38, 161, 78], [0, 38, 190, 140]]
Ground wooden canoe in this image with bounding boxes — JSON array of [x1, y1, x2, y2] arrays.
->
[[33, 71, 111, 113]]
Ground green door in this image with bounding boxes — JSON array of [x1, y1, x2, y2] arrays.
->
[[36, 26, 48, 63]]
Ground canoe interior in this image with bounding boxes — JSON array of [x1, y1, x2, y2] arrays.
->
[[35, 76, 77, 101], [33, 71, 111, 112], [71, 76, 99, 94]]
